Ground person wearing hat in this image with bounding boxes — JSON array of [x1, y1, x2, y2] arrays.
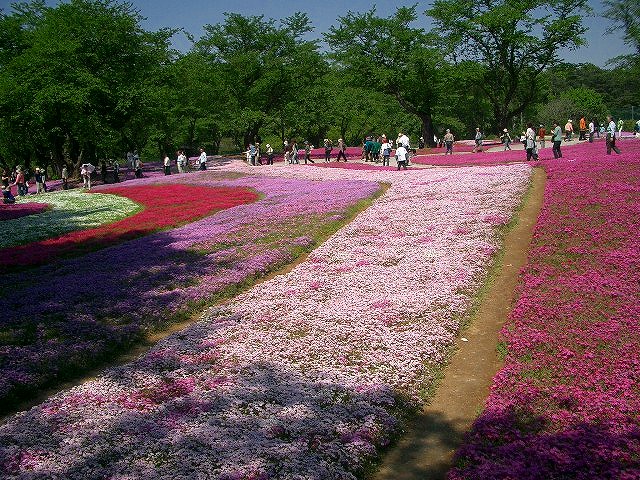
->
[[303, 141, 314, 164], [472, 127, 484, 153], [265, 143, 274, 165], [500, 128, 512, 151], [336, 138, 347, 162], [564, 119, 573, 141], [323, 138, 333, 162], [538, 124, 546, 149]]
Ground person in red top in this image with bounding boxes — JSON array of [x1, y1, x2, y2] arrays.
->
[[579, 116, 587, 140], [11, 168, 28, 196], [538, 124, 546, 149]]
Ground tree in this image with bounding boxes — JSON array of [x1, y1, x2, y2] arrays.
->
[[537, 88, 609, 127], [427, 0, 591, 132], [195, 12, 325, 149], [0, 0, 173, 174], [326, 6, 442, 146], [604, 0, 640, 56]]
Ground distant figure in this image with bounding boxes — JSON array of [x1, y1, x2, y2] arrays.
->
[[616, 119, 624, 139], [290, 140, 299, 164], [579, 116, 586, 141], [11, 168, 28, 196], [248, 143, 256, 166], [336, 138, 347, 162], [163, 154, 171, 175], [443, 129, 454, 155], [198, 148, 207, 170], [112, 160, 120, 182], [606, 115, 621, 154], [588, 119, 595, 143], [635, 119, 640, 136], [126, 151, 134, 169], [303, 141, 314, 164], [396, 144, 408, 170], [133, 150, 140, 169], [538, 125, 546, 149], [80, 163, 94, 189], [34, 167, 45, 194], [472, 127, 483, 153], [266, 144, 274, 165], [525, 122, 538, 161], [101, 161, 107, 183], [323, 138, 332, 162], [381, 137, 392, 166], [418, 136, 425, 149], [551, 121, 563, 159], [177, 150, 186, 173], [564, 120, 573, 141], [2, 186, 15, 204], [61, 166, 68, 190], [501, 129, 512, 151]]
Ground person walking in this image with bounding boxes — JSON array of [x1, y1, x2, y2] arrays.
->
[[381, 137, 391, 166], [588, 119, 595, 143], [12, 168, 28, 196], [291, 141, 299, 164], [616, 118, 624, 139], [606, 115, 621, 154], [336, 138, 347, 161], [472, 127, 483, 153], [538, 124, 546, 149], [303, 141, 314, 164], [443, 129, 454, 154], [80, 163, 93, 189], [564, 120, 573, 141], [61, 166, 68, 190], [163, 154, 171, 175], [34, 167, 45, 193], [176, 151, 186, 173], [525, 123, 538, 161], [551, 121, 563, 159], [323, 138, 332, 162], [579, 116, 587, 141], [395, 144, 408, 170], [112, 160, 120, 182], [198, 148, 207, 170], [501, 129, 512, 150], [266, 144, 274, 165]]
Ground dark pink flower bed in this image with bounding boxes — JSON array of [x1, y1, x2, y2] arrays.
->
[[450, 139, 640, 479], [0, 203, 49, 220], [311, 161, 397, 171]]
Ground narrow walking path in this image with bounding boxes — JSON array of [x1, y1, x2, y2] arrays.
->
[[373, 167, 546, 480]]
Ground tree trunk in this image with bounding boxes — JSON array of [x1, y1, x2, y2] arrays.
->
[[419, 113, 436, 147]]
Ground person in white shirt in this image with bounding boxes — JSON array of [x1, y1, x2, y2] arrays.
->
[[395, 144, 408, 170], [381, 137, 392, 166], [163, 155, 171, 175], [472, 127, 483, 153], [176, 151, 186, 173], [198, 148, 207, 170], [606, 116, 621, 155], [525, 122, 538, 161], [588, 120, 595, 143]]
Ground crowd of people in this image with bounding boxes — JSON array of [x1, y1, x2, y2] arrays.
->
[[2, 115, 633, 204]]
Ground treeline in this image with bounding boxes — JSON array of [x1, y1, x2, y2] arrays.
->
[[0, 0, 638, 175]]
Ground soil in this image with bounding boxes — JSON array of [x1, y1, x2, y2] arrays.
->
[[372, 167, 546, 480]]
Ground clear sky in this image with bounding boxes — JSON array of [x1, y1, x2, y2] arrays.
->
[[9, 0, 633, 67]]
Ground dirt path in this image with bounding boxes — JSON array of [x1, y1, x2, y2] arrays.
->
[[373, 167, 546, 480]]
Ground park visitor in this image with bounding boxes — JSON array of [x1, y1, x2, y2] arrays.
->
[[266, 144, 274, 165], [538, 124, 546, 148], [579, 116, 586, 140], [564, 120, 573, 141], [34, 168, 45, 193], [176, 151, 186, 173], [336, 138, 347, 161], [163, 155, 171, 175], [11, 168, 27, 196], [303, 141, 314, 164], [444, 129, 454, 154], [472, 127, 483, 153], [323, 138, 332, 162], [198, 148, 207, 170], [606, 115, 621, 155], [80, 163, 94, 189], [525, 123, 539, 161], [112, 160, 120, 182], [551, 121, 563, 159], [61, 166, 68, 189], [381, 137, 392, 166], [291, 141, 299, 164], [501, 129, 512, 150], [588, 119, 595, 143], [395, 144, 408, 170]]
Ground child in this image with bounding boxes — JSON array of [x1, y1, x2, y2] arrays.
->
[[395, 144, 408, 170]]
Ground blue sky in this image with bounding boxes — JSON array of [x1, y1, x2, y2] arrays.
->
[[10, 0, 634, 67]]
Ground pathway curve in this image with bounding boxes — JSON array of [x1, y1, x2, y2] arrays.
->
[[373, 167, 546, 480]]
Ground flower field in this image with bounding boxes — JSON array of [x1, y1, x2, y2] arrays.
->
[[0, 163, 531, 478], [1, 185, 258, 269], [2, 190, 139, 249], [0, 173, 380, 412], [450, 139, 640, 478]]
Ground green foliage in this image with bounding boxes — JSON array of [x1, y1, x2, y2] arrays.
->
[[0, 0, 174, 174], [325, 6, 442, 145], [604, 0, 640, 56], [427, 0, 591, 132]]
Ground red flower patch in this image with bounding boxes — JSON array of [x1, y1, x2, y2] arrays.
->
[[0, 203, 49, 221], [0, 184, 258, 269]]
